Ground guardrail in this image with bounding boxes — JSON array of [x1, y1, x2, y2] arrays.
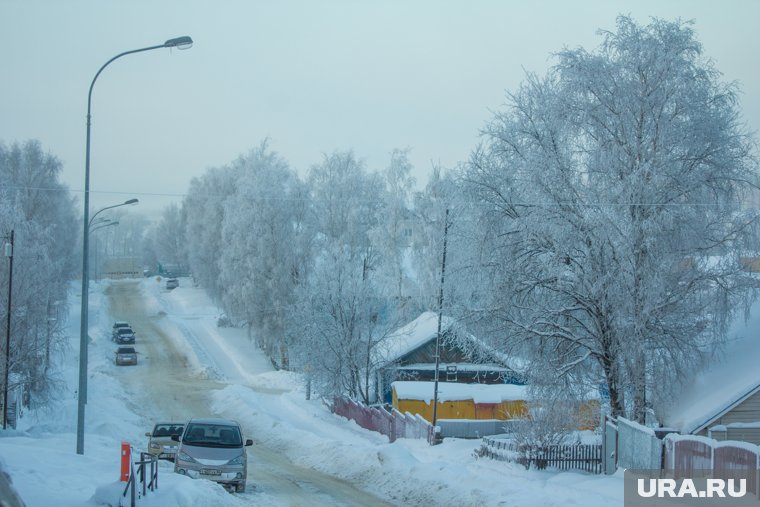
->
[[121, 451, 158, 507]]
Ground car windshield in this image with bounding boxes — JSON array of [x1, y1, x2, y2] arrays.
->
[[183, 423, 242, 447], [118, 328, 133, 334], [153, 424, 184, 437], [117, 347, 135, 354]]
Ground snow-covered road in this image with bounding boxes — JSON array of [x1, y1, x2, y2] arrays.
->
[[107, 279, 392, 505], [0, 278, 625, 506]]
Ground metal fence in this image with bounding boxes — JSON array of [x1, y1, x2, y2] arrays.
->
[[479, 437, 603, 474], [332, 397, 436, 444], [121, 451, 159, 507]]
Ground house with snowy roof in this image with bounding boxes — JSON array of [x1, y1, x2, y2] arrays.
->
[[664, 306, 760, 445], [373, 312, 525, 403]]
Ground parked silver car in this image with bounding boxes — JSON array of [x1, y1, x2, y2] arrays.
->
[[173, 418, 252, 492], [146, 422, 185, 461]]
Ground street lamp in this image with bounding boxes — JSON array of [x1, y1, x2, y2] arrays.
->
[[89, 220, 119, 233], [90, 219, 120, 282], [80, 199, 135, 419], [78, 36, 192, 455]]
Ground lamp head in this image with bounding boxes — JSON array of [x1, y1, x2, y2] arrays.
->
[[164, 36, 193, 50], [124, 198, 139, 205]]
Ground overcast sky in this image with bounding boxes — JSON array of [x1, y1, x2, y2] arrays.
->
[[2, 0, 759, 217]]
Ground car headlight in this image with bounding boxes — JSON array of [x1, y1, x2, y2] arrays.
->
[[227, 454, 246, 466], [149, 442, 161, 450], [177, 451, 197, 463]]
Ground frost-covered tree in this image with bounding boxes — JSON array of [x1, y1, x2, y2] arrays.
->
[[465, 16, 759, 421], [409, 168, 462, 312], [369, 149, 416, 317], [182, 166, 237, 302], [147, 203, 187, 269], [0, 140, 78, 408], [291, 151, 397, 403], [218, 144, 308, 368]]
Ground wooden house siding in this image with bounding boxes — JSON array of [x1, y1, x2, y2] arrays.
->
[[695, 390, 760, 439], [395, 332, 470, 366], [709, 427, 760, 445]]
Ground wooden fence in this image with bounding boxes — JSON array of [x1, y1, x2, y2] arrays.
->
[[665, 435, 760, 495], [332, 396, 436, 444], [480, 437, 603, 474]]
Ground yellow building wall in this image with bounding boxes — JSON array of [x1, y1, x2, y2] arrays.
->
[[392, 387, 596, 428], [392, 388, 528, 421]]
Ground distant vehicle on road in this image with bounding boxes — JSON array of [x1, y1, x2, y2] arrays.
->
[[146, 422, 185, 461], [166, 278, 179, 290], [112, 321, 131, 339], [114, 326, 136, 344], [115, 346, 137, 366], [173, 418, 252, 492]]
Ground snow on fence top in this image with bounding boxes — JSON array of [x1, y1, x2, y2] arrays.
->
[[392, 381, 528, 403], [663, 433, 716, 447], [713, 439, 760, 454], [618, 416, 656, 436]]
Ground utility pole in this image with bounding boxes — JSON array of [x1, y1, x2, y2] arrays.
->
[[3, 230, 14, 430], [431, 210, 449, 443]]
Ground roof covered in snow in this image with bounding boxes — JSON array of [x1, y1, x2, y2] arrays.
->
[[378, 312, 453, 364], [664, 301, 760, 434], [376, 312, 526, 373]]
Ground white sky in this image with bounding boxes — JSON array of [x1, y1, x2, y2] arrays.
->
[[2, 0, 759, 216]]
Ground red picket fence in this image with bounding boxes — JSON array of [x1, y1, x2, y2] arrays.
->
[[332, 397, 436, 444]]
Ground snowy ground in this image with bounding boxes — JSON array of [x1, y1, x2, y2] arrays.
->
[[0, 278, 624, 506]]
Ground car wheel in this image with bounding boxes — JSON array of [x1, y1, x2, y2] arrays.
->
[[236, 482, 245, 493]]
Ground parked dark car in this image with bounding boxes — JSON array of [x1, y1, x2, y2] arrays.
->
[[115, 347, 137, 366], [166, 278, 179, 290], [114, 326, 136, 344], [112, 321, 131, 340]]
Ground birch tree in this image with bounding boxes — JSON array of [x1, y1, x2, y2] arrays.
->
[[0, 140, 78, 408], [291, 151, 395, 402], [218, 144, 307, 368], [182, 166, 237, 302], [465, 16, 759, 421]]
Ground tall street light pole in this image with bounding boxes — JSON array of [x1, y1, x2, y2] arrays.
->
[[78, 36, 192, 455]]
